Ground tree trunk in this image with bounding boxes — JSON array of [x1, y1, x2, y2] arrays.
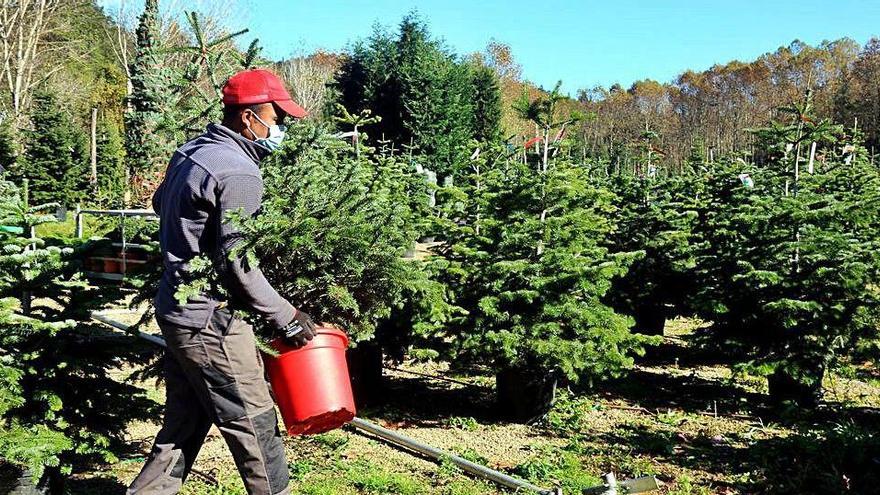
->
[[0, 465, 63, 495], [633, 303, 667, 336], [346, 341, 384, 408], [90, 108, 97, 191]]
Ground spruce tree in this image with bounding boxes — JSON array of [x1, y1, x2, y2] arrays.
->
[[471, 64, 503, 143], [332, 14, 480, 178], [95, 119, 126, 207], [0, 119, 16, 173], [124, 0, 170, 205], [12, 90, 88, 205]]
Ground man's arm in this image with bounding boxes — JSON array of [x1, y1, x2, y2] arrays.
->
[[214, 173, 297, 330]]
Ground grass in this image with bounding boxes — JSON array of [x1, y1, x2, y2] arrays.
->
[[33, 213, 116, 240], [69, 316, 880, 494]]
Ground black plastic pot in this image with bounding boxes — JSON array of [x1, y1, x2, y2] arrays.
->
[[346, 341, 384, 408], [633, 304, 667, 336], [767, 367, 824, 408], [0, 465, 62, 495], [495, 366, 557, 423]]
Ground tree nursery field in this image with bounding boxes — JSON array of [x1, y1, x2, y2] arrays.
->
[[2, 1, 880, 494], [62, 317, 880, 495]]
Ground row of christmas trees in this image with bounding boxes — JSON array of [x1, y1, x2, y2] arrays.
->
[[229, 87, 880, 413], [3, 72, 879, 494]]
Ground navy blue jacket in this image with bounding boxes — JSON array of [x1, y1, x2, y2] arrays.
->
[[152, 123, 295, 330]]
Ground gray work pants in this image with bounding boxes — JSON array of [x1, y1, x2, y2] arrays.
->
[[127, 310, 290, 495]]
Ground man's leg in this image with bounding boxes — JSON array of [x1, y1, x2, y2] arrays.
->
[[174, 310, 290, 495], [126, 351, 213, 495]]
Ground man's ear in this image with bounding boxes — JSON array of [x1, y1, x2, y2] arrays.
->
[[239, 108, 255, 139]]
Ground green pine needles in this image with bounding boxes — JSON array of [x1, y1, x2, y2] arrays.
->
[[179, 117, 452, 345], [0, 179, 154, 483], [433, 86, 655, 384], [691, 96, 880, 406]]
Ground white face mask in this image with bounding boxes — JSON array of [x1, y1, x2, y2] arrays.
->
[[247, 112, 287, 152]]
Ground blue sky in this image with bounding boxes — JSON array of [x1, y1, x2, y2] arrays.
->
[[246, 0, 880, 95], [107, 1, 880, 95]]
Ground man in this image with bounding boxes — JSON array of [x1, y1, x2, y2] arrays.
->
[[127, 69, 317, 495]]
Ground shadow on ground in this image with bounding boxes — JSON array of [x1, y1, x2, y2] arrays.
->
[[66, 475, 128, 495], [595, 407, 880, 495], [361, 371, 498, 426]]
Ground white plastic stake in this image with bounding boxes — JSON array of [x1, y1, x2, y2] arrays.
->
[[808, 142, 816, 174]]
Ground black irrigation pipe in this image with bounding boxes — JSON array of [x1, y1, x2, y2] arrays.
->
[[91, 311, 659, 495], [384, 365, 491, 390]]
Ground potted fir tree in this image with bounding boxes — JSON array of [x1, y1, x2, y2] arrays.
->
[[176, 118, 452, 404], [434, 86, 655, 421], [0, 180, 154, 493], [692, 96, 880, 407]]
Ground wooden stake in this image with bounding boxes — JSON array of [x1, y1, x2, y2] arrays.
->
[[90, 108, 97, 190]]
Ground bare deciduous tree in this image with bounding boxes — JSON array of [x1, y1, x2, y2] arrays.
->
[[0, 0, 62, 120], [278, 51, 339, 117]]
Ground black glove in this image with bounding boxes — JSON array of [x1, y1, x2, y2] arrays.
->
[[281, 310, 318, 348]]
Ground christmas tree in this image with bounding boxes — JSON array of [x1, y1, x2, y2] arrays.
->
[[693, 95, 880, 406], [11, 90, 88, 206], [604, 173, 700, 335], [434, 88, 653, 386], [177, 116, 451, 346], [0, 179, 154, 488], [124, 0, 171, 205]]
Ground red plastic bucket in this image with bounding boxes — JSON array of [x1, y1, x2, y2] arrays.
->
[[263, 325, 356, 435]]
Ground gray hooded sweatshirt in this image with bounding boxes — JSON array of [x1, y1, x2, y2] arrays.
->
[[152, 123, 296, 330]]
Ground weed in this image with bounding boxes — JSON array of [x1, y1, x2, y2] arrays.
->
[[446, 416, 479, 431], [512, 445, 602, 492], [346, 460, 427, 495], [288, 459, 315, 482], [655, 410, 688, 427], [311, 431, 350, 452], [455, 448, 489, 466], [543, 390, 594, 435], [667, 475, 712, 495], [181, 476, 245, 495]]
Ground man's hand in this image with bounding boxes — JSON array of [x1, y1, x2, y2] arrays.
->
[[281, 310, 318, 348]]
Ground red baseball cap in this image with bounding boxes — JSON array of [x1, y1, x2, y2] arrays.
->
[[222, 68, 308, 119]]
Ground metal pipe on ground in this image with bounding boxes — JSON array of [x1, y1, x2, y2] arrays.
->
[[91, 311, 659, 495], [346, 416, 559, 494]]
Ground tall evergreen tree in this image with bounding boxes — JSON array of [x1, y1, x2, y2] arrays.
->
[[0, 118, 16, 173], [332, 14, 479, 178], [12, 90, 88, 205], [96, 119, 126, 207], [124, 0, 170, 205], [470, 64, 503, 143]]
